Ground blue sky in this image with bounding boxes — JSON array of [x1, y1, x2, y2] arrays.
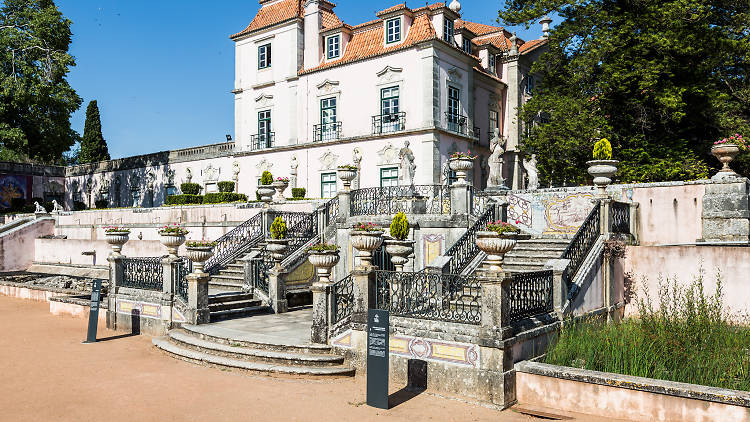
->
[[58, 0, 545, 159]]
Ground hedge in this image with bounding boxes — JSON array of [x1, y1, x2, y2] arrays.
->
[[95, 199, 109, 209], [217, 181, 235, 193], [180, 183, 201, 195], [74, 201, 87, 211], [291, 188, 306, 199], [165, 194, 203, 205], [203, 192, 248, 204]]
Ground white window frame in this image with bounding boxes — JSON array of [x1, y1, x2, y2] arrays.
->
[[326, 34, 340, 60], [489, 54, 496, 73], [443, 19, 454, 43], [258, 43, 271, 69], [462, 38, 472, 54], [386, 17, 402, 44], [321, 172, 337, 198]]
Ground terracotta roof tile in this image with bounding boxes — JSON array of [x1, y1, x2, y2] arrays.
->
[[231, 0, 303, 39], [321, 9, 342, 29], [456, 20, 503, 36], [519, 38, 547, 54], [376, 3, 407, 16]]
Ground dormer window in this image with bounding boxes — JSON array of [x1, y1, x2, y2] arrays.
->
[[443, 19, 454, 43], [258, 43, 271, 69], [386, 18, 401, 44], [489, 54, 496, 73], [326, 35, 340, 60], [462, 38, 472, 54]]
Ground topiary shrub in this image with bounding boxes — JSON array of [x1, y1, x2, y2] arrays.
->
[[291, 188, 306, 199], [270, 216, 287, 239], [593, 138, 613, 160], [165, 194, 203, 205], [203, 192, 248, 204], [94, 199, 109, 209], [73, 201, 87, 211], [217, 181, 235, 193], [389, 212, 410, 241], [181, 182, 202, 195], [260, 171, 273, 185]]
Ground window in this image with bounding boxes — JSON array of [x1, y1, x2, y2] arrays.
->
[[447, 86, 462, 132], [258, 43, 271, 69], [443, 19, 454, 43], [496, 58, 503, 78], [326, 35, 340, 59], [525, 75, 535, 94], [319, 97, 337, 141], [489, 110, 499, 138], [489, 54, 496, 73], [462, 38, 472, 54], [258, 110, 272, 148], [386, 18, 401, 44], [380, 167, 399, 188], [321, 172, 337, 198], [381, 86, 399, 116]]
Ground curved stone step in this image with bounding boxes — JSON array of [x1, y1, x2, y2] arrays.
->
[[209, 292, 254, 304], [153, 337, 354, 377], [210, 305, 271, 322], [182, 324, 332, 355]]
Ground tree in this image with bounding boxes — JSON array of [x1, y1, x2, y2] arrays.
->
[[499, 0, 750, 184], [78, 100, 110, 163], [0, 0, 81, 163]]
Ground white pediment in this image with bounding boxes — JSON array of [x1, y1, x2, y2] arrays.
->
[[316, 79, 340, 93], [448, 67, 463, 82], [376, 66, 404, 83], [255, 94, 274, 107], [256, 159, 273, 176], [319, 149, 340, 171], [377, 142, 399, 165]]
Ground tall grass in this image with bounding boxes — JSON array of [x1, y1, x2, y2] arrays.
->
[[545, 269, 750, 391]]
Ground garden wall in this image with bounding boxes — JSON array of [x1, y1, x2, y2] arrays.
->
[[0, 218, 55, 272]]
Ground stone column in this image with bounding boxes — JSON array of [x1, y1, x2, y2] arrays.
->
[[450, 184, 471, 215], [544, 258, 570, 319], [349, 264, 376, 367], [310, 282, 330, 344], [161, 256, 180, 328], [701, 179, 750, 242], [187, 272, 210, 324], [268, 267, 288, 314], [629, 202, 641, 245], [106, 252, 125, 330], [337, 191, 349, 224], [599, 198, 612, 235]]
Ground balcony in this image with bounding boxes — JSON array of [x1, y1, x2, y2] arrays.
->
[[445, 112, 469, 136], [313, 122, 342, 142], [250, 133, 275, 151], [372, 112, 406, 135]]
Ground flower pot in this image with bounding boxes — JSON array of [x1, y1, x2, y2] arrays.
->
[[384, 239, 415, 271], [711, 144, 740, 174], [308, 250, 340, 284], [272, 180, 289, 202], [475, 231, 518, 273], [186, 246, 214, 274], [350, 230, 384, 267], [105, 231, 130, 254], [266, 238, 289, 262], [159, 232, 186, 257], [449, 158, 474, 185], [586, 159, 619, 196], [337, 168, 357, 191], [256, 185, 276, 207]]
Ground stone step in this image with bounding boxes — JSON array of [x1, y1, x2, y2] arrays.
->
[[218, 269, 244, 277], [209, 299, 262, 313], [182, 324, 332, 355], [211, 274, 245, 282], [210, 305, 271, 322], [510, 245, 567, 253], [208, 280, 244, 292], [226, 263, 245, 270], [502, 264, 547, 272], [504, 256, 558, 266], [167, 330, 345, 367], [209, 292, 254, 304], [152, 337, 355, 377]]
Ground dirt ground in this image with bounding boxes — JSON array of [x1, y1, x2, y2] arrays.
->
[[0, 296, 613, 422]]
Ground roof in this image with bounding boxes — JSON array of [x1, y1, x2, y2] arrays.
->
[[230, 0, 303, 40], [456, 19, 503, 36], [519, 38, 547, 54]]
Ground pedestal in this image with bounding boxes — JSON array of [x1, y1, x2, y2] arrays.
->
[[187, 273, 210, 324]]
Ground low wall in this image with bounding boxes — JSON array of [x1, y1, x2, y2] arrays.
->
[[0, 217, 54, 271], [515, 361, 750, 422], [35, 238, 166, 265]]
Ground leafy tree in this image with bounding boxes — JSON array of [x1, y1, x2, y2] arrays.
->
[[0, 0, 81, 163], [78, 100, 109, 163], [499, 0, 750, 184]]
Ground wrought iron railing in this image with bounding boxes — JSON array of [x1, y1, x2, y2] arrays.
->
[[204, 212, 264, 275], [444, 206, 497, 275], [349, 185, 450, 216], [445, 112, 469, 136], [250, 133, 275, 151], [373, 244, 396, 272], [611, 201, 630, 234], [374, 270, 481, 324], [560, 202, 601, 297], [122, 257, 164, 291], [314, 122, 342, 142], [331, 274, 354, 326], [322, 197, 339, 227], [470, 188, 495, 216], [509, 270, 554, 323], [174, 258, 191, 303], [249, 248, 272, 295], [372, 112, 406, 135], [280, 212, 318, 262]]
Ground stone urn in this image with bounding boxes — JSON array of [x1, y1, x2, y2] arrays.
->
[[384, 238, 415, 272], [272, 180, 289, 202], [586, 160, 619, 196], [186, 246, 214, 274], [711, 144, 740, 174], [350, 229, 384, 267], [449, 158, 474, 185], [337, 168, 358, 191], [105, 231, 130, 254], [256, 185, 275, 207], [475, 231, 518, 273], [308, 249, 340, 284], [266, 238, 289, 263], [159, 232, 186, 257]]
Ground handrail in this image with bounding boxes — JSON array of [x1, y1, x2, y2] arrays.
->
[[205, 212, 264, 275], [349, 185, 451, 216], [560, 201, 601, 298], [443, 206, 496, 275]]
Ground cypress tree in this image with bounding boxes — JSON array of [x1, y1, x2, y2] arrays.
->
[[79, 100, 110, 163]]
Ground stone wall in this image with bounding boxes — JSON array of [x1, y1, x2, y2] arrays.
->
[[0, 217, 54, 272]]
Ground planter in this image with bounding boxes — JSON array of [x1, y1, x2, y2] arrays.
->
[[586, 160, 619, 196], [350, 229, 384, 267], [449, 158, 474, 185], [384, 238, 415, 272], [266, 238, 289, 262], [256, 185, 276, 207], [475, 231, 518, 272], [105, 232, 130, 254], [711, 144, 740, 174], [337, 168, 358, 191], [159, 232, 186, 257], [272, 180, 289, 202], [308, 250, 341, 284], [186, 246, 214, 274]]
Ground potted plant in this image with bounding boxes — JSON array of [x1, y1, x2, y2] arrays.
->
[[159, 223, 189, 256], [256, 171, 276, 207], [350, 222, 384, 267], [104, 226, 130, 253], [307, 243, 340, 284], [475, 220, 521, 272], [185, 240, 216, 273], [449, 151, 476, 185], [384, 212, 415, 271], [267, 216, 288, 262], [586, 138, 619, 195], [337, 165, 358, 191], [712, 134, 746, 175], [272, 177, 290, 202]]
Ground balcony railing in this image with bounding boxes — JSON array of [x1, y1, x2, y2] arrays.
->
[[372, 112, 406, 135], [313, 122, 342, 142], [445, 112, 469, 136], [250, 133, 275, 151]]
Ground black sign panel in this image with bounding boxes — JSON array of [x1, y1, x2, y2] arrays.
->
[[83, 279, 103, 344], [366, 309, 389, 409]]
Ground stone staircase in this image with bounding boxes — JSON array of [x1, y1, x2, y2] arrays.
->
[[502, 238, 570, 273], [208, 291, 268, 322], [209, 261, 246, 292]]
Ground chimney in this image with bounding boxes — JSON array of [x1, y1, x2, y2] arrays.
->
[[540, 15, 552, 38], [304, 0, 322, 69]]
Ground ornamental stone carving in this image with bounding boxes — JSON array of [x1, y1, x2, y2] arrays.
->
[[399, 141, 416, 186], [256, 158, 273, 176], [204, 164, 219, 182], [523, 154, 539, 191], [487, 128, 506, 190], [319, 150, 339, 171], [290, 154, 299, 189], [185, 168, 193, 183], [352, 148, 363, 190], [377, 142, 399, 165]]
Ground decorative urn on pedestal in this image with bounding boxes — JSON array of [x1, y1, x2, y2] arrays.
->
[[586, 138, 619, 195], [104, 227, 130, 254], [384, 212, 414, 271], [475, 221, 521, 273], [337, 165, 358, 192], [711, 134, 746, 179], [449, 152, 476, 185], [272, 177, 290, 202], [267, 216, 289, 263], [159, 224, 188, 257], [256, 170, 276, 207], [185, 241, 215, 274], [307, 245, 340, 284], [350, 222, 384, 267]]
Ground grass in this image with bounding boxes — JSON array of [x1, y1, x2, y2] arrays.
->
[[545, 269, 750, 391]]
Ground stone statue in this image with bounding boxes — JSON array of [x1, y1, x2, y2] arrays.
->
[[52, 200, 63, 213], [146, 172, 156, 191], [398, 140, 416, 186], [523, 154, 539, 191], [167, 169, 176, 186], [352, 148, 363, 190], [290, 155, 298, 189], [185, 168, 193, 184], [441, 161, 450, 186], [34, 201, 46, 214], [487, 128, 506, 189]]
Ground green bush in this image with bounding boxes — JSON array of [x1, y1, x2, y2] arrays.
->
[[256, 191, 261, 201], [270, 216, 287, 240], [165, 194, 203, 205], [291, 188, 306, 199], [217, 181, 235, 193], [94, 199, 108, 209], [389, 212, 409, 241], [10, 198, 26, 212], [180, 182, 201, 195], [203, 192, 248, 204], [260, 171, 273, 185], [73, 201, 87, 211], [592, 138, 613, 160], [22, 204, 35, 213]]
